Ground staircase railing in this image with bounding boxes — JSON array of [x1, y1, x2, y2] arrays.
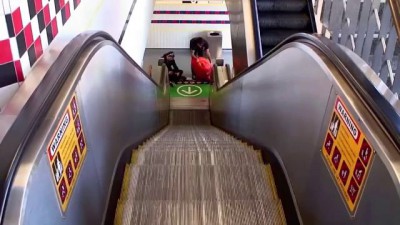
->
[[315, 0, 400, 95]]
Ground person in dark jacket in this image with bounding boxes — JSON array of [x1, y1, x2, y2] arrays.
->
[[162, 51, 186, 84], [190, 37, 211, 79], [190, 37, 211, 62]]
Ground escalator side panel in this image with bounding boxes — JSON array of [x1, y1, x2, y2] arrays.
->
[[210, 43, 400, 224], [3, 44, 169, 225]]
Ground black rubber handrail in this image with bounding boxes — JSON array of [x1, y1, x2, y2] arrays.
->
[[217, 33, 400, 153], [0, 31, 162, 224]]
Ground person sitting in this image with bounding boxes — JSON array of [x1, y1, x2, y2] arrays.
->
[[162, 51, 186, 85]]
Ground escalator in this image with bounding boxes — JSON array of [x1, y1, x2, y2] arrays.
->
[[1, 31, 400, 225], [114, 110, 285, 225], [252, 0, 316, 57]]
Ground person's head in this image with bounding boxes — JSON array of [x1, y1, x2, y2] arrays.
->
[[162, 51, 175, 61], [196, 38, 206, 49]]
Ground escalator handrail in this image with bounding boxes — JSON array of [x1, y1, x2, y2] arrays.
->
[[0, 31, 165, 224], [215, 33, 400, 153]]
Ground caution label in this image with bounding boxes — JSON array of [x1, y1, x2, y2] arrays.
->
[[47, 93, 87, 212], [322, 96, 374, 215]]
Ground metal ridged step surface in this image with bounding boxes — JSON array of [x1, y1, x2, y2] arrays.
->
[[257, 0, 307, 12], [114, 111, 286, 225], [255, 0, 314, 56]]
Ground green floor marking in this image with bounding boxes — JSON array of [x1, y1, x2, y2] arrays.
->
[[170, 84, 210, 98]]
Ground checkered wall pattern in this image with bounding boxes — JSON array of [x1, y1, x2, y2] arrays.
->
[[0, 0, 82, 88]]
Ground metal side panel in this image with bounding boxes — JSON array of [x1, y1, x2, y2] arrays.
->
[[210, 78, 243, 133], [3, 42, 168, 225], [210, 42, 400, 224]]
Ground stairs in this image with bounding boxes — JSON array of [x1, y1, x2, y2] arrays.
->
[[114, 111, 286, 225], [255, 0, 315, 55]]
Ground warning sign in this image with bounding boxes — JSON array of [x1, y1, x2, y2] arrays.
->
[[322, 96, 375, 216], [47, 94, 87, 212]]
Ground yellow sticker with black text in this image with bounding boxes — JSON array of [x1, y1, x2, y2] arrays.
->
[[322, 96, 374, 215], [46, 93, 87, 212]]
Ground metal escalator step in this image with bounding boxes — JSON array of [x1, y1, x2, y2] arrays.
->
[[130, 201, 220, 225], [115, 121, 287, 224], [260, 29, 305, 47], [215, 165, 276, 201], [132, 165, 217, 201], [257, 0, 307, 12], [258, 13, 310, 29], [219, 200, 284, 225], [127, 200, 284, 225], [264, 164, 279, 200], [139, 151, 260, 165]]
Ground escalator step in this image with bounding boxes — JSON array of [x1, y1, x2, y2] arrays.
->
[[139, 151, 260, 165], [115, 115, 286, 225], [257, 0, 307, 12], [260, 29, 305, 47], [258, 13, 310, 29], [128, 200, 282, 225]]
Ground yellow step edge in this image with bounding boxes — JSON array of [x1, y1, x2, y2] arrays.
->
[[131, 150, 140, 165], [264, 165, 279, 200], [113, 200, 123, 225], [277, 200, 287, 225], [120, 165, 131, 201], [255, 150, 263, 163]]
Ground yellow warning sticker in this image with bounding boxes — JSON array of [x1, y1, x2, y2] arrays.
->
[[46, 93, 87, 212], [322, 96, 374, 215]]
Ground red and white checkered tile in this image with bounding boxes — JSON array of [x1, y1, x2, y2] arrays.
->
[[0, 0, 82, 88]]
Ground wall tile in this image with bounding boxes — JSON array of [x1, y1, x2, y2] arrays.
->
[[11, 8, 23, 35], [34, 37, 42, 58], [9, 37, 18, 60], [24, 23, 33, 48], [31, 14, 40, 38], [40, 29, 48, 50], [0, 39, 12, 64], [43, 4, 50, 26], [35, 0, 43, 13], [9, 0, 20, 12], [3, 1, 11, 14], [20, 50, 30, 77], [27, 43, 36, 66], [16, 29, 26, 57], [14, 60, 23, 82], [0, 0, 4, 16], [19, 0, 30, 27], [0, 0, 84, 88], [0, 13, 8, 39], [0, 61, 17, 87]]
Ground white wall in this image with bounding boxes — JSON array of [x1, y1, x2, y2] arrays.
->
[[121, 0, 156, 66], [147, 1, 231, 49]]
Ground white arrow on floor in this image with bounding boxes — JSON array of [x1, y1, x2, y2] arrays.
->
[[181, 87, 198, 95]]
